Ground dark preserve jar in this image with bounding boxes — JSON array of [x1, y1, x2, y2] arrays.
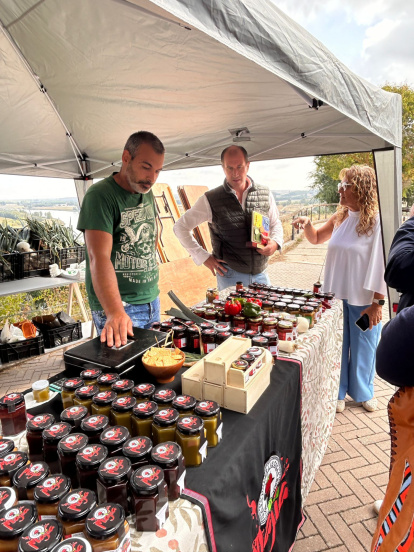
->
[[0, 439, 15, 458], [60, 405, 89, 428], [57, 488, 97, 538], [122, 437, 152, 470], [172, 324, 187, 349], [111, 379, 134, 398], [96, 456, 132, 514], [0, 503, 37, 552], [34, 474, 71, 520], [80, 415, 109, 444], [231, 327, 246, 337], [150, 321, 161, 331], [18, 519, 63, 552], [244, 329, 258, 340], [160, 320, 173, 333], [216, 331, 232, 345], [175, 416, 207, 467], [91, 391, 117, 418], [97, 373, 119, 392], [26, 413, 55, 461], [0, 451, 28, 486], [73, 385, 99, 414], [199, 322, 214, 331], [13, 460, 50, 500], [152, 408, 179, 445], [43, 423, 72, 474], [58, 433, 89, 488], [153, 388, 176, 407], [151, 441, 186, 500], [84, 503, 130, 552], [201, 329, 216, 354], [240, 353, 255, 365], [132, 383, 155, 402], [80, 369, 102, 386], [0, 487, 17, 514], [61, 377, 84, 410], [76, 444, 108, 494], [130, 465, 169, 532], [262, 331, 279, 357], [252, 335, 269, 349], [109, 396, 136, 434], [186, 326, 200, 354], [172, 395, 197, 417], [99, 426, 130, 457], [194, 400, 222, 447], [0, 392, 27, 437], [131, 401, 158, 438]]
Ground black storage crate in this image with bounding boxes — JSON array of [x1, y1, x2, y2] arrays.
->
[[55, 246, 85, 269], [33, 320, 83, 349], [0, 335, 45, 364], [18, 249, 53, 278], [0, 252, 21, 282]]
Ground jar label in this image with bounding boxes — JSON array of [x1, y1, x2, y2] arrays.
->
[[173, 337, 187, 348], [82, 415, 108, 431], [0, 452, 26, 471], [154, 409, 178, 425], [15, 462, 47, 485], [113, 396, 135, 409], [98, 374, 118, 383], [0, 488, 15, 511], [199, 441, 208, 463], [62, 406, 88, 419], [154, 389, 175, 400], [64, 378, 83, 388], [269, 346, 278, 356], [123, 437, 151, 456], [112, 379, 133, 390], [86, 504, 124, 535], [28, 413, 54, 429], [78, 445, 107, 464], [133, 401, 158, 417], [155, 502, 169, 528], [136, 383, 155, 393], [82, 369, 101, 377], [196, 400, 219, 416], [216, 422, 223, 442], [203, 342, 216, 354], [44, 423, 71, 439], [96, 391, 113, 400], [132, 465, 163, 490], [0, 440, 13, 452]]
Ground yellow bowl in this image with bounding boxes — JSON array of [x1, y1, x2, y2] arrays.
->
[[142, 348, 185, 384]]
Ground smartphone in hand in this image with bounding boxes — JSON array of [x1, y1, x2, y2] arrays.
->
[[355, 313, 370, 332]]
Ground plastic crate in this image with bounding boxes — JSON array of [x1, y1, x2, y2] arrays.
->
[[0, 252, 21, 282], [0, 335, 45, 364], [18, 250, 53, 278], [33, 320, 83, 349], [55, 246, 85, 269]]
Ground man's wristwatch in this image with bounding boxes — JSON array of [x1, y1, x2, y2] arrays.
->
[[372, 298, 385, 305]]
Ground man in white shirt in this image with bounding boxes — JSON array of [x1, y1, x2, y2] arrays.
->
[[173, 145, 283, 290]]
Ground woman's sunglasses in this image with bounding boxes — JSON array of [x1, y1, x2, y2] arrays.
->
[[337, 181, 352, 192]]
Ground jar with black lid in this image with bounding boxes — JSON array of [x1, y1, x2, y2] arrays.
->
[[324, 292, 335, 306], [81, 415, 109, 444], [186, 327, 201, 354], [51, 537, 93, 552], [262, 331, 279, 357], [96, 457, 132, 514], [80, 369, 102, 386], [131, 401, 158, 438], [26, 413, 55, 462], [216, 311, 231, 325], [160, 320, 174, 333], [0, 487, 17, 514], [201, 329, 216, 354], [152, 408, 179, 445], [261, 300, 274, 312], [96, 373, 119, 392], [0, 393, 27, 437], [91, 391, 117, 418], [215, 322, 230, 332], [99, 426, 130, 457], [76, 444, 108, 493], [0, 439, 15, 458], [172, 325, 187, 349], [73, 385, 99, 414], [84, 503, 130, 552], [60, 405, 89, 428], [0, 451, 28, 487], [34, 474, 71, 520], [308, 301, 322, 323], [153, 388, 176, 407], [132, 383, 155, 402], [43, 423, 72, 473], [0, 503, 37, 551], [109, 396, 136, 434], [57, 489, 97, 539], [58, 433, 89, 487], [172, 395, 197, 417], [231, 327, 246, 337], [175, 416, 207, 467], [192, 307, 205, 318], [286, 303, 301, 315], [194, 401, 222, 447], [61, 378, 84, 410], [18, 519, 63, 552], [277, 320, 294, 341], [151, 442, 186, 500], [199, 322, 214, 331], [203, 309, 217, 322], [239, 353, 255, 365], [244, 329, 258, 340], [130, 465, 169, 532], [13, 461, 50, 500], [273, 301, 287, 313], [247, 346, 263, 358], [150, 321, 161, 331], [314, 292, 325, 301], [111, 379, 134, 398], [216, 331, 232, 345], [122, 437, 152, 470]]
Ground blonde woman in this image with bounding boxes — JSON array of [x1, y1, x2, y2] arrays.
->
[[293, 165, 386, 413]]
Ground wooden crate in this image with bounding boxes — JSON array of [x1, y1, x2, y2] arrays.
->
[[181, 359, 204, 400], [226, 349, 266, 389], [204, 336, 251, 385], [202, 381, 224, 406]]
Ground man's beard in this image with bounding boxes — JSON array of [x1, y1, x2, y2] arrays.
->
[[126, 168, 153, 194]]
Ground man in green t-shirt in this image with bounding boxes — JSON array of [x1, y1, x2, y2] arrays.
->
[[77, 131, 165, 347]]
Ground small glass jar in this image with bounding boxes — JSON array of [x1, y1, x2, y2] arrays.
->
[[150, 321, 161, 331], [232, 315, 246, 329], [51, 537, 93, 552], [262, 317, 277, 333], [32, 380, 50, 403], [60, 405, 89, 428], [324, 292, 335, 306], [231, 327, 246, 337], [239, 353, 255, 365], [246, 317, 263, 332], [96, 457, 132, 514], [175, 416, 207, 467], [262, 331, 279, 357], [199, 322, 214, 331], [85, 503, 130, 552], [80, 415, 109, 444], [203, 309, 217, 322], [132, 383, 155, 402], [57, 489, 97, 539], [252, 335, 269, 349], [216, 311, 231, 325], [235, 281, 244, 292], [206, 287, 219, 303], [99, 426, 130, 457], [273, 301, 287, 313], [91, 391, 117, 418], [216, 331, 232, 345], [231, 359, 249, 372], [313, 281, 322, 294], [13, 461, 50, 500], [96, 373, 119, 392], [244, 329, 258, 340], [18, 518, 63, 552], [315, 292, 325, 301], [300, 306, 315, 329], [186, 327, 201, 354], [80, 369, 103, 387], [73, 385, 99, 414], [0, 503, 37, 552], [172, 395, 197, 417], [43, 423, 72, 474], [160, 320, 173, 333], [201, 329, 217, 354], [152, 408, 179, 445], [172, 325, 187, 349], [130, 466, 169, 532], [110, 379, 134, 398], [131, 401, 158, 438], [194, 401, 222, 447], [109, 397, 136, 434], [58, 433, 89, 488], [0, 451, 28, 487], [0, 393, 27, 437], [34, 474, 71, 520], [153, 389, 176, 407], [277, 320, 294, 341], [247, 346, 263, 359], [286, 303, 301, 316], [76, 445, 108, 494], [0, 487, 17, 515], [122, 437, 152, 470], [0, 439, 15, 459], [307, 301, 321, 323], [26, 413, 55, 461], [151, 442, 186, 500], [61, 378, 84, 410]]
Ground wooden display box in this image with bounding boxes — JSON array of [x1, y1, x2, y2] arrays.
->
[[226, 348, 266, 389], [181, 358, 204, 399], [204, 336, 251, 385], [203, 381, 224, 405]]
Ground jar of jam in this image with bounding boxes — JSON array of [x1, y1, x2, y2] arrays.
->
[[51, 537, 93, 552], [232, 315, 245, 329], [230, 328, 244, 338], [0, 452, 28, 487], [96, 373, 119, 393], [13, 461, 50, 500], [153, 388, 176, 407], [110, 379, 134, 398], [85, 503, 130, 552], [34, 474, 71, 520], [252, 335, 269, 349], [99, 426, 130, 457], [261, 300, 274, 312], [109, 397, 136, 433], [315, 292, 325, 301], [262, 318, 277, 333], [160, 320, 173, 333], [239, 353, 255, 365], [172, 395, 197, 417], [32, 380, 50, 403], [80, 369, 102, 387], [132, 383, 155, 402], [57, 489, 97, 538], [43, 423, 72, 473], [216, 331, 232, 345], [216, 311, 231, 325], [131, 401, 158, 438], [247, 346, 263, 358], [73, 385, 99, 414], [91, 391, 117, 418], [231, 359, 249, 372], [76, 445, 108, 493], [152, 408, 179, 445], [122, 437, 152, 470], [26, 414, 55, 461], [324, 292, 335, 306], [58, 433, 89, 487], [0, 487, 17, 515], [0, 503, 37, 552], [61, 378, 84, 410], [194, 401, 222, 447], [313, 281, 322, 294], [80, 416, 109, 444], [203, 309, 217, 322], [244, 329, 258, 340], [130, 466, 169, 532], [300, 305, 315, 328], [151, 441, 186, 500], [277, 320, 294, 341], [307, 301, 321, 323], [96, 457, 132, 513], [175, 416, 207, 467], [0, 439, 15, 458], [172, 325, 187, 349], [206, 287, 219, 303], [235, 281, 244, 292], [273, 301, 287, 313], [201, 329, 216, 354], [185, 327, 200, 354], [150, 321, 161, 331], [199, 322, 213, 331], [18, 518, 63, 552], [246, 317, 263, 333], [262, 331, 279, 357], [286, 303, 301, 315], [0, 393, 27, 437], [60, 405, 89, 428]]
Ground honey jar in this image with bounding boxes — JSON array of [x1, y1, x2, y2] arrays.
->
[[122, 437, 152, 470], [32, 380, 50, 403], [151, 441, 186, 500], [42, 423, 72, 474], [130, 466, 169, 532], [34, 474, 71, 520], [0, 487, 17, 514], [99, 426, 130, 457], [153, 388, 176, 407], [131, 401, 158, 438], [109, 396, 136, 434], [76, 445, 108, 494], [96, 457, 132, 514], [60, 405, 89, 429], [206, 287, 219, 303], [57, 489, 97, 539], [80, 369, 102, 386], [194, 401, 222, 447], [57, 433, 89, 488], [91, 391, 117, 418], [132, 383, 155, 402], [73, 385, 99, 414], [0, 503, 37, 552], [26, 413, 55, 461], [0, 439, 15, 458], [61, 378, 84, 410], [175, 416, 207, 467], [96, 373, 119, 392], [13, 461, 50, 500], [84, 503, 131, 552], [172, 395, 197, 417], [0, 452, 28, 487], [0, 393, 27, 437], [51, 537, 93, 552], [152, 408, 179, 445], [18, 519, 63, 552], [110, 379, 134, 398], [80, 416, 109, 444]]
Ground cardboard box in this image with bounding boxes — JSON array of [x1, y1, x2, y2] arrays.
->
[[204, 336, 251, 385]]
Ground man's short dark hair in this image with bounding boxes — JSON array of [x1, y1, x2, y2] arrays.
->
[[221, 145, 249, 164], [124, 131, 165, 159]]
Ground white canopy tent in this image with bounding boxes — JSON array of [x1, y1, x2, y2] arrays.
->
[[0, 0, 402, 306]]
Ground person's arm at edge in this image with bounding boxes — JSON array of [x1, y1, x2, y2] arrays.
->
[[292, 213, 336, 244], [258, 193, 283, 257], [384, 218, 414, 290]]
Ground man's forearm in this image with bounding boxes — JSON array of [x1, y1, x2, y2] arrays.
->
[[89, 256, 125, 316]]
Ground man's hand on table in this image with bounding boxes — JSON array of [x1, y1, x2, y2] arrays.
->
[[203, 255, 228, 276], [257, 239, 278, 257], [101, 311, 134, 348]]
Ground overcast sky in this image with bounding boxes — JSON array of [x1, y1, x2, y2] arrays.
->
[[1, 0, 413, 200]]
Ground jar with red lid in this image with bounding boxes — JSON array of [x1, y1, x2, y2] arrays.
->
[[172, 325, 187, 349], [57, 489, 97, 539], [130, 465, 169, 532], [96, 457, 132, 514], [60, 405, 89, 428], [194, 401, 222, 447], [0, 393, 27, 437], [153, 388, 176, 407], [244, 329, 258, 340], [262, 318, 277, 332], [262, 331, 279, 357], [80, 369, 102, 386], [175, 416, 207, 467], [81, 415, 109, 444], [13, 461, 50, 500], [151, 442, 186, 500], [43, 423, 72, 473], [58, 433, 89, 487], [73, 385, 99, 414], [172, 394, 197, 417], [99, 426, 130, 457], [216, 331, 232, 345], [131, 401, 158, 438], [91, 391, 116, 418], [0, 451, 28, 487], [96, 373, 119, 392], [246, 316, 263, 333], [152, 408, 179, 445], [18, 519, 63, 552], [61, 378, 84, 410], [122, 437, 152, 470], [110, 379, 134, 398], [109, 396, 136, 434], [84, 503, 131, 552], [201, 329, 216, 354], [232, 315, 246, 329], [26, 413, 55, 461], [132, 383, 155, 402], [76, 445, 108, 493], [231, 327, 246, 337], [34, 474, 71, 520], [0, 503, 37, 552], [0, 487, 17, 515], [277, 320, 294, 341], [0, 439, 15, 459], [186, 327, 200, 354], [203, 309, 217, 322]]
